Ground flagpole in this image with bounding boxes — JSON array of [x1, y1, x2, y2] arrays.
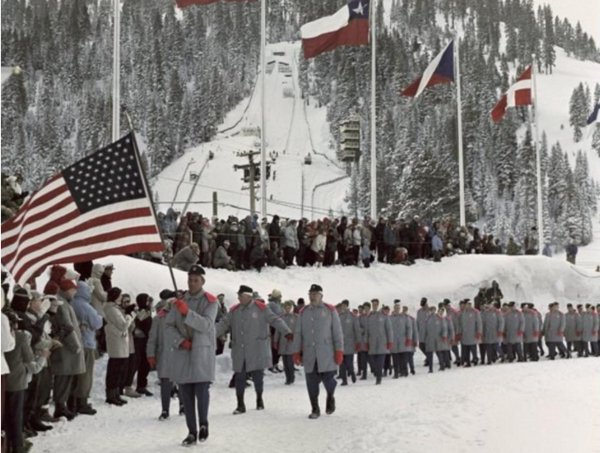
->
[[124, 111, 179, 291], [260, 0, 267, 218], [370, 0, 377, 219], [455, 38, 466, 227], [112, 0, 120, 141], [531, 57, 544, 255]]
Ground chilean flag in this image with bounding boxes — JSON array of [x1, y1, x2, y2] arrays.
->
[[301, 0, 370, 59], [401, 41, 454, 97], [491, 65, 532, 122], [176, 0, 254, 8]]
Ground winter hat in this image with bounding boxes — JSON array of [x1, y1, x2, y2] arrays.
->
[[309, 284, 323, 293], [136, 293, 151, 310], [59, 279, 77, 292], [10, 288, 31, 313], [270, 289, 282, 300], [159, 289, 177, 301], [188, 265, 206, 276], [107, 287, 122, 302], [237, 285, 253, 296]]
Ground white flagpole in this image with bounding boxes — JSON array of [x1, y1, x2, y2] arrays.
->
[[531, 57, 544, 255], [260, 0, 267, 217], [112, 0, 120, 141], [455, 38, 466, 227], [370, 0, 377, 219]]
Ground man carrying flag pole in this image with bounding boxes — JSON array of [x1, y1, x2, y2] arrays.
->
[[400, 39, 466, 227]]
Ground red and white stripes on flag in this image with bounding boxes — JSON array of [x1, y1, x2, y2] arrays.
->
[[491, 65, 532, 122], [1, 134, 164, 285]]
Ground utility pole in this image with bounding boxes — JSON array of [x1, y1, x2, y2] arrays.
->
[[234, 150, 262, 215]]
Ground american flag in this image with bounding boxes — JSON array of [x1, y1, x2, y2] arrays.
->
[[1, 133, 164, 285]]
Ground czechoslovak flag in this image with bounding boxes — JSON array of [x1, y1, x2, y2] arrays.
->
[[301, 0, 369, 59], [401, 41, 454, 97], [491, 65, 532, 122]]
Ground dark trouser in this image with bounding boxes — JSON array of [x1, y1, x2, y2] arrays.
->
[[392, 352, 408, 376], [24, 370, 41, 423], [270, 328, 280, 368], [407, 351, 415, 373], [97, 319, 107, 354], [53, 374, 74, 405], [1, 375, 5, 436], [134, 338, 150, 390], [592, 342, 599, 356], [339, 354, 355, 383], [305, 364, 336, 400], [160, 378, 174, 414], [425, 352, 434, 372], [376, 242, 386, 262], [419, 342, 427, 360], [506, 343, 524, 361], [106, 357, 128, 394], [524, 342, 539, 361], [537, 338, 545, 355], [481, 343, 497, 364], [74, 348, 96, 399], [283, 246, 296, 266], [180, 382, 210, 435], [123, 352, 137, 389], [368, 354, 385, 380], [566, 341, 575, 352], [235, 365, 264, 399], [441, 351, 451, 369], [357, 351, 368, 377], [461, 344, 477, 365], [4, 390, 24, 451], [282, 355, 295, 384], [547, 341, 568, 359], [451, 345, 460, 362], [384, 354, 392, 374], [37, 367, 52, 407]]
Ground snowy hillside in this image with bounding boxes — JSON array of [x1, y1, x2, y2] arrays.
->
[[532, 0, 600, 43], [151, 42, 350, 220]]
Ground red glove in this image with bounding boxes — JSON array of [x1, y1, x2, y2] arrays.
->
[[157, 309, 167, 318], [355, 343, 361, 352], [284, 333, 294, 342], [497, 331, 503, 338], [180, 339, 193, 350], [533, 331, 540, 338], [558, 330, 564, 337], [456, 334, 462, 341], [475, 333, 482, 341], [173, 299, 189, 316], [334, 350, 344, 365], [386, 342, 392, 350], [517, 331, 523, 337], [293, 353, 302, 366], [147, 356, 157, 368], [404, 338, 412, 347]]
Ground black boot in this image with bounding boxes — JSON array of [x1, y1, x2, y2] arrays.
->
[[325, 394, 335, 415], [256, 393, 264, 410], [54, 403, 76, 421], [308, 397, 320, 419], [351, 372, 357, 383], [181, 433, 197, 447], [77, 398, 97, 415], [198, 423, 209, 442], [106, 389, 124, 406], [28, 417, 53, 432], [233, 394, 246, 415], [67, 395, 78, 414]]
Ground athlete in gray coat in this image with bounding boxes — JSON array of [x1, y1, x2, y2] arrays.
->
[[216, 285, 292, 414], [458, 301, 482, 366], [542, 303, 570, 360], [337, 300, 361, 385], [364, 299, 393, 384], [522, 303, 540, 361], [422, 307, 448, 373], [273, 301, 298, 384], [165, 265, 218, 446], [292, 284, 343, 419], [389, 302, 413, 377], [504, 302, 525, 362]]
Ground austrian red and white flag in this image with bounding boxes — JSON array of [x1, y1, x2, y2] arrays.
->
[[301, 0, 369, 59], [491, 65, 532, 122], [1, 134, 164, 285]]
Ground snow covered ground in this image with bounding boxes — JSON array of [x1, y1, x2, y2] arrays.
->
[[31, 348, 600, 453], [27, 239, 600, 453]]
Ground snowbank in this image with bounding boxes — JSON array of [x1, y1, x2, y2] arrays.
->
[[35, 254, 600, 309]]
